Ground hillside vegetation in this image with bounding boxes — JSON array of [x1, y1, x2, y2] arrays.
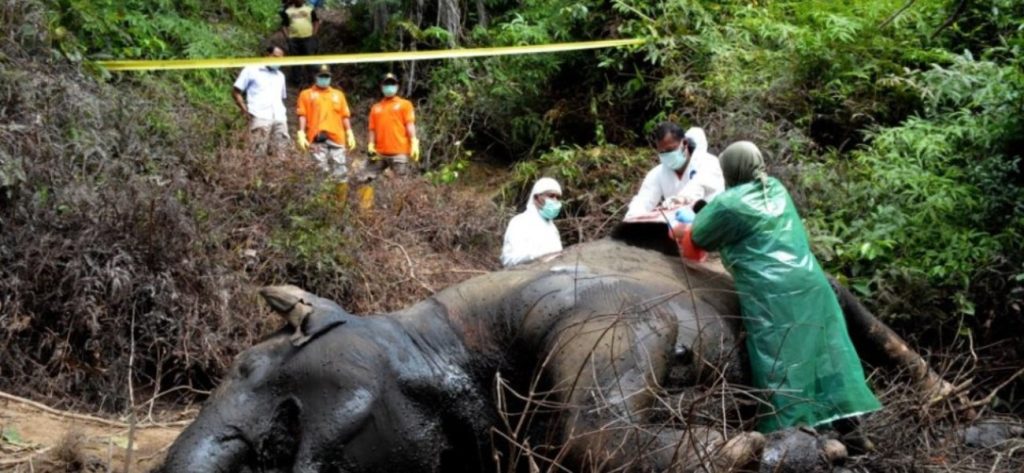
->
[[0, 0, 1021, 422]]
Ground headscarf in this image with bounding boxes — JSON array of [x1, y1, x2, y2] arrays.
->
[[526, 177, 562, 212], [720, 141, 767, 188]]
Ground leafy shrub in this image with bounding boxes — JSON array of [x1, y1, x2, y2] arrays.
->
[[504, 145, 651, 245], [0, 0, 504, 411], [801, 52, 1024, 325]]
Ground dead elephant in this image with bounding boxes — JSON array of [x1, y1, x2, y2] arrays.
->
[[158, 238, 955, 472]]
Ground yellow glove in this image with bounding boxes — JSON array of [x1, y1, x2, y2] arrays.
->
[[367, 142, 377, 156], [346, 131, 356, 151], [296, 132, 309, 151], [410, 138, 421, 162]]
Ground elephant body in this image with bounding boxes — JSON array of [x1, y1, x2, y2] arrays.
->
[[159, 238, 812, 472]]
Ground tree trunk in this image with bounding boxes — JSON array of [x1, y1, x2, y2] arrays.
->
[[830, 278, 973, 417], [476, 0, 488, 28], [437, 0, 460, 46], [372, 1, 389, 36]]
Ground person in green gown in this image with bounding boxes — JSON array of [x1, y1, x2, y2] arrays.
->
[[691, 141, 881, 438]]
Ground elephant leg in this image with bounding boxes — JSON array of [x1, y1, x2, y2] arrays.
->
[[542, 287, 759, 472]]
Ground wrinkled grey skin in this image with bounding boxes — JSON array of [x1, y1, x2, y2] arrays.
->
[[159, 239, 779, 472]]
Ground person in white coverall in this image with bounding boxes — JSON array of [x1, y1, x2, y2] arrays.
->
[[501, 178, 563, 267], [625, 122, 725, 218]]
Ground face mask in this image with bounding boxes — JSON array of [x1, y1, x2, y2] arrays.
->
[[316, 77, 331, 88], [539, 198, 562, 220], [267, 65, 281, 71], [658, 146, 687, 171], [382, 84, 399, 97]]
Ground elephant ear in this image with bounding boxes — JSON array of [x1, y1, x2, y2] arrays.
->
[[260, 284, 349, 347], [295, 307, 347, 347], [259, 284, 311, 315]]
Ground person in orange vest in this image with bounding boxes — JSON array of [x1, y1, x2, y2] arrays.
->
[[364, 73, 419, 178], [296, 65, 356, 179]]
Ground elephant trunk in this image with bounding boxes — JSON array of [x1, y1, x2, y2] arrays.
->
[[161, 421, 250, 472]]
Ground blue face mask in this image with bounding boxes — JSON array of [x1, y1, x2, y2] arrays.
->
[[382, 84, 399, 97], [659, 146, 687, 171], [267, 65, 281, 71], [316, 76, 331, 88], [539, 198, 562, 220]]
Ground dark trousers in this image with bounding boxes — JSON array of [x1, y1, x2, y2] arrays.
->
[[287, 36, 319, 88]]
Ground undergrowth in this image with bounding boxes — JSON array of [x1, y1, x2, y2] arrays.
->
[[0, 0, 504, 410]]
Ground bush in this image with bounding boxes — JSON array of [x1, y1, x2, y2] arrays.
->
[[0, 0, 505, 411], [801, 52, 1024, 327]]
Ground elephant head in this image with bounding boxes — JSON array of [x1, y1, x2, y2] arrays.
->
[[161, 285, 487, 472]]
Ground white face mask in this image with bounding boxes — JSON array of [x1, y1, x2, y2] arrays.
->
[[658, 145, 687, 170]]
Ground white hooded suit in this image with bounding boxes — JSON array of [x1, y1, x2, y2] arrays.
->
[[501, 178, 563, 267], [625, 127, 725, 218]]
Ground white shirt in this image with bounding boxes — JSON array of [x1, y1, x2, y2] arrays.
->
[[625, 128, 724, 218], [233, 66, 287, 122]]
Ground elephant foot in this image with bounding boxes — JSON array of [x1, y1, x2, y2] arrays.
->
[[961, 418, 1024, 448], [760, 428, 848, 473], [649, 428, 764, 472], [712, 431, 766, 470]]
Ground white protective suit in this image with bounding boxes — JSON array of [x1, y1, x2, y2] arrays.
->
[[625, 127, 725, 218], [501, 178, 563, 267]]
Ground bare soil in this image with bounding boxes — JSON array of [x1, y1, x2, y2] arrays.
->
[[0, 393, 188, 473]]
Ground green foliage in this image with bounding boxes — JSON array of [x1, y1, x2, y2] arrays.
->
[[48, 0, 280, 110], [270, 182, 356, 275], [420, 1, 603, 163], [424, 153, 470, 184], [479, 0, 1024, 332], [802, 52, 1024, 319], [505, 145, 651, 243]]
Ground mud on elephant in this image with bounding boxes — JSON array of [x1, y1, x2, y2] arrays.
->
[[158, 237, 957, 472]]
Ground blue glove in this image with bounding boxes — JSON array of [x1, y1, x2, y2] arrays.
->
[[675, 208, 696, 224]]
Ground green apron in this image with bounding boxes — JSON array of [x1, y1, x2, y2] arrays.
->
[[692, 177, 881, 432]]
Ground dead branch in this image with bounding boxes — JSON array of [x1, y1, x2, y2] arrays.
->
[[0, 446, 53, 466], [958, 366, 1024, 412], [0, 390, 192, 429], [879, 0, 917, 28], [931, 0, 969, 39]]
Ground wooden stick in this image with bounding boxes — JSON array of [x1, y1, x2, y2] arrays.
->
[[0, 446, 53, 466], [0, 390, 193, 429], [0, 390, 126, 428]]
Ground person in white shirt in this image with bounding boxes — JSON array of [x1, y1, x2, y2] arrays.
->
[[501, 178, 564, 267], [625, 123, 725, 219], [232, 46, 289, 157]]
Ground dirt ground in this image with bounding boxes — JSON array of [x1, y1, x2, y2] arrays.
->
[[0, 392, 188, 473]]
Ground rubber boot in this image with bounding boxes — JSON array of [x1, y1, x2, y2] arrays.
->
[[334, 182, 349, 202], [357, 184, 374, 214]]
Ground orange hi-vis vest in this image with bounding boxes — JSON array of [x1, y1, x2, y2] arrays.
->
[[297, 86, 350, 144], [368, 97, 415, 155]]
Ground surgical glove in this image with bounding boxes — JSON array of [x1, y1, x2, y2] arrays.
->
[[410, 138, 421, 162], [663, 195, 691, 208], [346, 132, 356, 151], [296, 132, 309, 151], [367, 142, 377, 156]]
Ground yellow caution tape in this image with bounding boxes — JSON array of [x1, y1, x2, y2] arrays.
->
[[96, 38, 644, 72]]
